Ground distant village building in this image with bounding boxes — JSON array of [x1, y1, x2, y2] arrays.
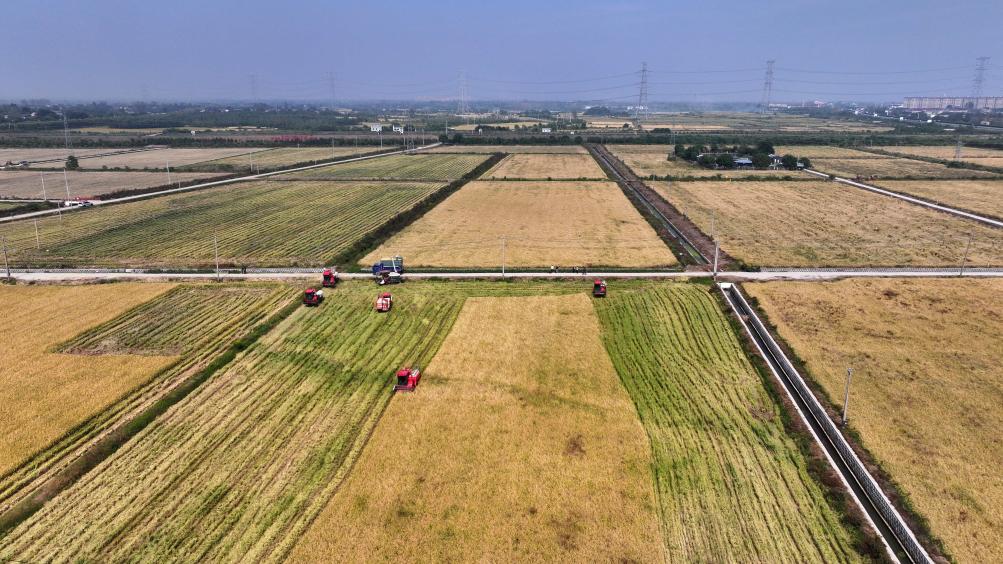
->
[[540, 127, 552, 133], [902, 97, 1003, 111], [369, 124, 383, 132], [392, 125, 404, 133]]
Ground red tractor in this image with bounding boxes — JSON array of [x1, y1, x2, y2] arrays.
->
[[393, 366, 421, 392], [321, 268, 338, 288], [592, 279, 607, 298], [303, 288, 325, 306], [374, 292, 393, 312]]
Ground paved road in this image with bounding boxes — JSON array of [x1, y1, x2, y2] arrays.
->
[[0, 143, 441, 224], [7, 268, 1003, 283], [804, 168, 1003, 228]]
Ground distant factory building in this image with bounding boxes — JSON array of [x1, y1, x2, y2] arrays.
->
[[902, 97, 1003, 111]]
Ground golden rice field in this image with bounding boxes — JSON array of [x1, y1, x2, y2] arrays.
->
[[0, 148, 113, 164], [877, 180, 1003, 219], [594, 283, 863, 562], [0, 169, 216, 198], [810, 157, 1001, 179], [363, 180, 677, 268], [284, 153, 487, 181], [484, 153, 606, 179], [0, 283, 175, 476], [179, 146, 375, 171], [652, 180, 1003, 266], [0, 281, 468, 562], [746, 278, 1003, 563], [291, 294, 664, 562], [77, 148, 265, 169], [774, 145, 883, 159], [428, 144, 586, 154], [605, 146, 802, 179], [0, 283, 293, 518], [0, 180, 443, 267], [869, 145, 1003, 160]]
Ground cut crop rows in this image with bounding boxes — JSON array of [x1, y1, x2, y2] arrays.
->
[[285, 153, 488, 181], [0, 180, 442, 268], [593, 283, 863, 562], [0, 284, 292, 520]]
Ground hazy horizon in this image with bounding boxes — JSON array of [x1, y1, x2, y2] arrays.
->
[[5, 0, 1001, 104]]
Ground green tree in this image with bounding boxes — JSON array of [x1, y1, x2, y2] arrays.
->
[[780, 154, 799, 170], [800, 157, 812, 169], [756, 141, 775, 155], [715, 153, 735, 169], [65, 155, 79, 170], [697, 154, 717, 168], [750, 153, 771, 169]]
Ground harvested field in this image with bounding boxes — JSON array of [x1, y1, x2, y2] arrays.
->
[[594, 283, 862, 561], [77, 148, 265, 170], [810, 157, 1000, 179], [0, 283, 292, 516], [870, 145, 1003, 160], [284, 153, 487, 181], [178, 146, 376, 171], [0, 170, 217, 199], [612, 113, 891, 132], [652, 180, 1003, 266], [484, 153, 606, 179], [428, 144, 586, 154], [0, 283, 176, 475], [0, 281, 466, 562], [605, 146, 803, 179], [363, 180, 676, 268], [0, 180, 442, 267], [291, 293, 663, 562], [775, 145, 884, 159], [746, 278, 1003, 563], [0, 148, 115, 164], [877, 180, 1003, 219]]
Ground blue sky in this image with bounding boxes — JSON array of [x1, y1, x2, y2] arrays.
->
[[5, 0, 1001, 103]]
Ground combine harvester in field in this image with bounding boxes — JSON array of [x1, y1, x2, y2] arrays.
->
[[372, 255, 404, 285], [593, 279, 607, 297], [321, 268, 339, 288], [374, 292, 393, 312], [393, 366, 421, 392], [302, 288, 324, 307]]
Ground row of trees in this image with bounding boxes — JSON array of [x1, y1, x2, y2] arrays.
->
[[672, 142, 810, 170]]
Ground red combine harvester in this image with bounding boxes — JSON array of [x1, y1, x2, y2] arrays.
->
[[374, 292, 393, 312], [321, 268, 338, 288], [303, 288, 325, 306], [592, 279, 607, 297], [393, 366, 421, 392]]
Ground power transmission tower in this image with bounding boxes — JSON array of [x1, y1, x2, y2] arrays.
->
[[249, 73, 259, 103], [955, 135, 963, 160], [635, 62, 649, 124], [457, 71, 470, 117], [971, 56, 990, 104], [759, 60, 775, 114], [327, 71, 337, 110]]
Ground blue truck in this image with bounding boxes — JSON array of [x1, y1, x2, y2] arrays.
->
[[371, 255, 404, 278]]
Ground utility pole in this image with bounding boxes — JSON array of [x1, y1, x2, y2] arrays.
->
[[501, 236, 506, 277], [759, 60, 775, 114], [213, 231, 221, 282], [40, 172, 47, 201], [33, 219, 40, 249], [62, 111, 71, 156], [841, 368, 853, 427], [960, 233, 973, 276], [166, 159, 172, 184], [1, 236, 9, 281], [63, 168, 71, 202]]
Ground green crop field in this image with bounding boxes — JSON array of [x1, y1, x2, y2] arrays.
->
[[0, 283, 292, 519], [593, 283, 864, 562], [0, 281, 545, 562], [284, 153, 487, 181], [0, 180, 443, 268]]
